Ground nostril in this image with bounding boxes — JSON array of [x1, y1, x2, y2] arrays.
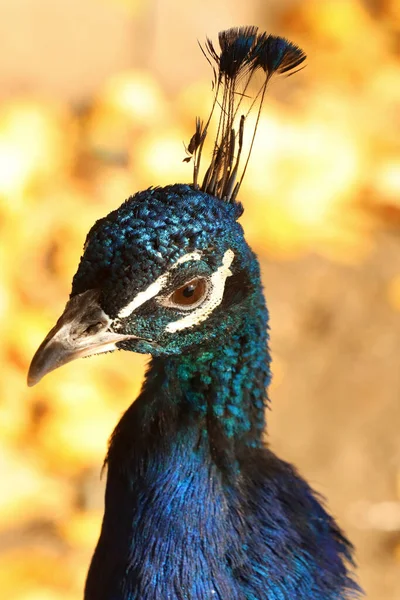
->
[[83, 322, 105, 336]]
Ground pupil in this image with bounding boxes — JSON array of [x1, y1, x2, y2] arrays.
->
[[183, 284, 196, 298]]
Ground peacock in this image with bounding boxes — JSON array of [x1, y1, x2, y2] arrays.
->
[[28, 27, 360, 600]]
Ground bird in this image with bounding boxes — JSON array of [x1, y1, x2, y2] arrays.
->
[[28, 26, 360, 600]]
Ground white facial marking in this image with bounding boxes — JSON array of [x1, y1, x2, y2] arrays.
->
[[118, 274, 169, 318], [172, 251, 202, 267], [117, 251, 202, 319], [165, 249, 234, 333]]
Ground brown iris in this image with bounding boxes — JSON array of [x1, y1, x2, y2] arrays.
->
[[169, 277, 207, 307]]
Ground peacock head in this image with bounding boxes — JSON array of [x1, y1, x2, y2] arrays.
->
[[28, 184, 260, 386], [28, 27, 306, 386]]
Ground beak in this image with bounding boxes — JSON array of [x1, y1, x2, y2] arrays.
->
[[28, 289, 136, 387]]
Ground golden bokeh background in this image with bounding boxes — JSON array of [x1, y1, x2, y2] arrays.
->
[[1, 0, 400, 598]]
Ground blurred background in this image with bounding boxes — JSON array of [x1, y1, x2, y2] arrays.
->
[[0, 0, 399, 598]]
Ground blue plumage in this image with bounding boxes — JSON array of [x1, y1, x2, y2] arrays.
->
[[28, 27, 361, 600]]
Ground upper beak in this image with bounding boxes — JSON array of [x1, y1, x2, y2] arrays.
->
[[27, 289, 136, 387]]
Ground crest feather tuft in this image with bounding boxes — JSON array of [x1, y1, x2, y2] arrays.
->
[[185, 27, 306, 203]]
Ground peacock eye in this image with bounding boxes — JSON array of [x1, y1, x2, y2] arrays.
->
[[168, 277, 208, 308]]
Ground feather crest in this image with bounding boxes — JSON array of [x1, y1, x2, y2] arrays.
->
[[254, 35, 307, 77], [185, 27, 306, 202]]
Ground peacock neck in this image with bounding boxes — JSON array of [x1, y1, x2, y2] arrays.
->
[[86, 285, 358, 599], [155, 291, 270, 448], [91, 288, 272, 598]]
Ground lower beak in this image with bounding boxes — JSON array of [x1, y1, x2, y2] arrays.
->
[[27, 289, 136, 387]]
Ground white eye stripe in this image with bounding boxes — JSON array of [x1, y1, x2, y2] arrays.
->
[[117, 251, 202, 319], [117, 274, 169, 318], [172, 251, 202, 267], [165, 249, 234, 333]]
